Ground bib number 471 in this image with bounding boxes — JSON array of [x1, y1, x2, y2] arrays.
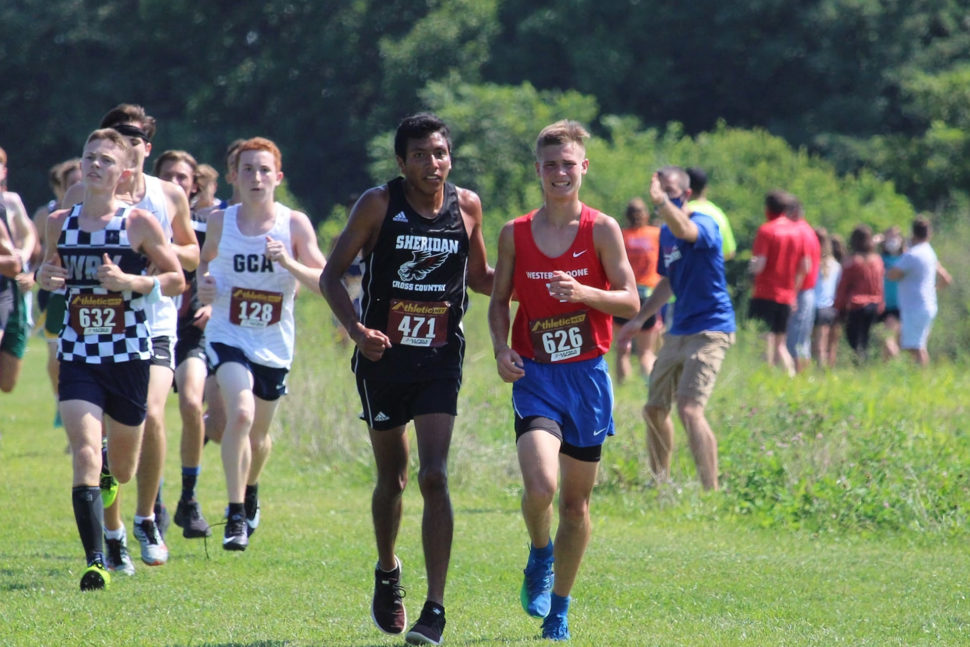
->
[[398, 315, 436, 341]]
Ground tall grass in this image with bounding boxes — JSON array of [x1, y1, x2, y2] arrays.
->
[[278, 288, 970, 539], [4, 281, 970, 645]]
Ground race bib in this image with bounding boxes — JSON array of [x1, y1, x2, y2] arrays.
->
[[229, 286, 283, 328], [69, 293, 125, 336], [386, 299, 450, 348], [528, 310, 594, 362]]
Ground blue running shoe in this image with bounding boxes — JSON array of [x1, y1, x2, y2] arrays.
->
[[541, 593, 571, 641], [520, 542, 554, 618]]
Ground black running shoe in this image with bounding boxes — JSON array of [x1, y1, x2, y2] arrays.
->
[[371, 557, 406, 634], [174, 499, 212, 538], [406, 601, 446, 645], [223, 512, 248, 551], [244, 491, 260, 537]]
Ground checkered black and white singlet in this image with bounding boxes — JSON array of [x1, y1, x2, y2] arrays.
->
[[56, 204, 151, 364]]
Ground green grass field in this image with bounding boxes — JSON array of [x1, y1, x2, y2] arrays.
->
[[2, 294, 969, 646]]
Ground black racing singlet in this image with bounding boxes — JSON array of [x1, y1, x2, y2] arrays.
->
[[353, 177, 470, 381]]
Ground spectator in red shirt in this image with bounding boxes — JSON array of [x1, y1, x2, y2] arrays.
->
[[748, 191, 809, 376]]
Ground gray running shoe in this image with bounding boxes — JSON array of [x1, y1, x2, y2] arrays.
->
[[132, 517, 168, 566], [104, 529, 136, 576]]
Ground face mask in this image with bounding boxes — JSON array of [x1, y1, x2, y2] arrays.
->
[[669, 195, 685, 208], [885, 238, 901, 254]]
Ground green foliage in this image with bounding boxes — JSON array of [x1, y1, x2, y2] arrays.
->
[[375, 0, 501, 124], [363, 81, 913, 261]]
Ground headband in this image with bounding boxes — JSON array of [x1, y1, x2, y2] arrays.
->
[[111, 123, 150, 142]]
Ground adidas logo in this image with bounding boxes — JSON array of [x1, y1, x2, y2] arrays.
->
[[374, 412, 390, 422], [392, 212, 408, 223]]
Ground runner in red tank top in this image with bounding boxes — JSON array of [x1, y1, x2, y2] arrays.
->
[[488, 120, 639, 642]]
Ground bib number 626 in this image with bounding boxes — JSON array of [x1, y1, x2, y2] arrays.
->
[[541, 326, 582, 354]]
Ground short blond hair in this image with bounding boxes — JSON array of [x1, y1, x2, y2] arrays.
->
[[85, 128, 135, 168], [535, 120, 590, 159]]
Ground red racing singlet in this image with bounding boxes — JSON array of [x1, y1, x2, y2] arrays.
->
[[510, 205, 613, 363]]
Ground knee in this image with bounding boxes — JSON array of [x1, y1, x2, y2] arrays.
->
[[74, 442, 101, 475], [676, 400, 705, 427], [523, 478, 557, 508], [417, 464, 449, 496], [227, 407, 255, 434], [644, 404, 668, 427], [178, 393, 204, 421], [104, 447, 137, 483], [376, 468, 408, 497], [112, 459, 137, 484], [559, 495, 590, 526]]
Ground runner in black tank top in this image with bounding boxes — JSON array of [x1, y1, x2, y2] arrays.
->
[[316, 114, 493, 645], [355, 176, 469, 381]]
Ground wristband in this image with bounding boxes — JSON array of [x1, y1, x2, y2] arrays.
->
[[145, 277, 162, 304]]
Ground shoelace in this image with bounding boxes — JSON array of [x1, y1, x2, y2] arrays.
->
[[105, 539, 123, 562], [525, 556, 553, 586], [379, 578, 406, 601], [139, 522, 161, 545]]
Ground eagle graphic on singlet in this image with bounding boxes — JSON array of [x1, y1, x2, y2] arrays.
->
[[398, 250, 448, 282]]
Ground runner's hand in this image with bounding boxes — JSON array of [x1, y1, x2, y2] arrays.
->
[[495, 347, 525, 383], [351, 323, 392, 362], [97, 254, 130, 292], [198, 272, 217, 305]]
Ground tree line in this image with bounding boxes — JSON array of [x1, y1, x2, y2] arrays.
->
[[1, 0, 967, 231]]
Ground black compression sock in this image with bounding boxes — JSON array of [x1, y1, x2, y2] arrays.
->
[[72, 486, 104, 563]]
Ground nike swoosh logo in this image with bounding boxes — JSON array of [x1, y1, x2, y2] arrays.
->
[[593, 426, 608, 436], [572, 250, 587, 258]]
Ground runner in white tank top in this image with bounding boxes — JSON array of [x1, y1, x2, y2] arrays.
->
[[204, 202, 297, 368], [198, 137, 326, 551]]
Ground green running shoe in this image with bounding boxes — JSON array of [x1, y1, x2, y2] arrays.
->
[[80, 560, 110, 591]]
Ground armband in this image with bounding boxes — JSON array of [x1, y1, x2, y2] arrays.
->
[[145, 277, 162, 304]]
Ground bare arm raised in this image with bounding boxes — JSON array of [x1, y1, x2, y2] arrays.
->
[[265, 209, 328, 290], [544, 213, 639, 319], [100, 208, 185, 297], [650, 173, 698, 243]]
